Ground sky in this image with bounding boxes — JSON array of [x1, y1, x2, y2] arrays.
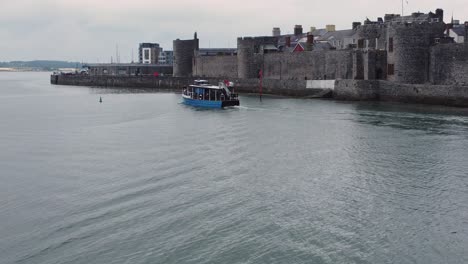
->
[[0, 0, 466, 62]]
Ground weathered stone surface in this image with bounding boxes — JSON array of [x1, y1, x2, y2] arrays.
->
[[50, 75, 330, 97], [430, 43, 468, 85], [335, 80, 468, 106], [173, 39, 198, 77], [193, 55, 237, 78]]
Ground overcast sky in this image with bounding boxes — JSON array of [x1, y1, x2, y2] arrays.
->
[[0, 0, 466, 62]]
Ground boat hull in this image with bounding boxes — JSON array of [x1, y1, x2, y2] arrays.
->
[[182, 96, 224, 108]]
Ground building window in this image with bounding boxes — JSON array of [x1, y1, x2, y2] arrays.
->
[[389, 37, 394, 52], [358, 39, 364, 49], [388, 64, 395, 75]]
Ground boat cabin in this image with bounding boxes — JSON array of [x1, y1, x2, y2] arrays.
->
[[184, 84, 232, 101]]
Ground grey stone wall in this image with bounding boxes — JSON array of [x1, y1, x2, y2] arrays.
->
[[237, 37, 278, 78], [335, 79, 379, 100], [386, 22, 445, 84], [193, 55, 238, 78], [173, 39, 198, 77], [51, 75, 468, 107], [50, 75, 329, 97], [261, 50, 353, 80], [363, 50, 387, 80], [335, 79, 468, 106], [430, 43, 468, 85], [52, 75, 194, 89], [355, 24, 387, 49]]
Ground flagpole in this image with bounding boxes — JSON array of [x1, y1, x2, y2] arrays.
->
[[259, 69, 263, 102], [402, 0, 404, 16]]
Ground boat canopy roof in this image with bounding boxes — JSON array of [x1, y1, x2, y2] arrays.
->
[[194, 80, 209, 84], [189, 84, 223, 90]]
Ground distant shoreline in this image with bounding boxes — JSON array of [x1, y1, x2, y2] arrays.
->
[[0, 68, 75, 72]]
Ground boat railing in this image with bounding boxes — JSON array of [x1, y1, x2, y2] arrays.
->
[[229, 93, 239, 100], [219, 82, 232, 97]]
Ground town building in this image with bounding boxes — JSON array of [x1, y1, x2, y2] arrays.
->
[[158, 50, 174, 65], [138, 43, 160, 64], [84, 63, 173, 76], [448, 20, 466, 43]]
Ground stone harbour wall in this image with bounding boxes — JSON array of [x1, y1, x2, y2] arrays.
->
[[335, 79, 468, 107], [51, 75, 468, 107], [50, 75, 331, 97]]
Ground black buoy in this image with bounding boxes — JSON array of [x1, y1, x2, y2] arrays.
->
[[99, 96, 102, 103]]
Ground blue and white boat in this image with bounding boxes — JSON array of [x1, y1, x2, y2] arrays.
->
[[182, 80, 239, 108]]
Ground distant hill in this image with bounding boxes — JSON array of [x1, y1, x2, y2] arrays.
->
[[0, 60, 82, 71]]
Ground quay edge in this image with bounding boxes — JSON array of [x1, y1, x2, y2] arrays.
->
[[51, 75, 468, 107]]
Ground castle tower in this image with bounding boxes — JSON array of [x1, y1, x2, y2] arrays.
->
[[237, 37, 258, 78], [237, 36, 279, 79], [173, 33, 199, 77], [386, 22, 445, 84]]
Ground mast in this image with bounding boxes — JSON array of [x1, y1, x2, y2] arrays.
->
[[402, 0, 404, 16]]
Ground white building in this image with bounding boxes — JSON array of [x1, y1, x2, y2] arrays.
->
[[449, 24, 466, 43]]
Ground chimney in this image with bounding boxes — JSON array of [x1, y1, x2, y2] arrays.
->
[[352, 22, 361, 30], [310, 26, 316, 33], [294, 25, 303, 35], [306, 33, 314, 51], [465, 22, 468, 42], [326, 24, 336, 32], [436, 8, 444, 21], [286, 36, 291, 47], [272, 27, 281, 37]]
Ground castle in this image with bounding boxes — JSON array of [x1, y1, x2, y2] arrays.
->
[[173, 9, 468, 86]]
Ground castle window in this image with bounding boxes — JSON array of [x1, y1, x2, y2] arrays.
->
[[358, 39, 364, 49], [389, 38, 394, 52], [388, 64, 395, 75]]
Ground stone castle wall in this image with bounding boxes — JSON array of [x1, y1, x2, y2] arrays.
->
[[355, 24, 387, 49], [173, 39, 198, 77], [430, 43, 468, 85], [237, 37, 278, 78], [335, 79, 468, 106], [192, 49, 390, 82], [193, 55, 238, 78], [195, 49, 355, 81], [362, 50, 387, 80], [386, 22, 445, 84]]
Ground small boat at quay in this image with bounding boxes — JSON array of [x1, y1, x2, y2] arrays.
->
[[182, 80, 239, 108]]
